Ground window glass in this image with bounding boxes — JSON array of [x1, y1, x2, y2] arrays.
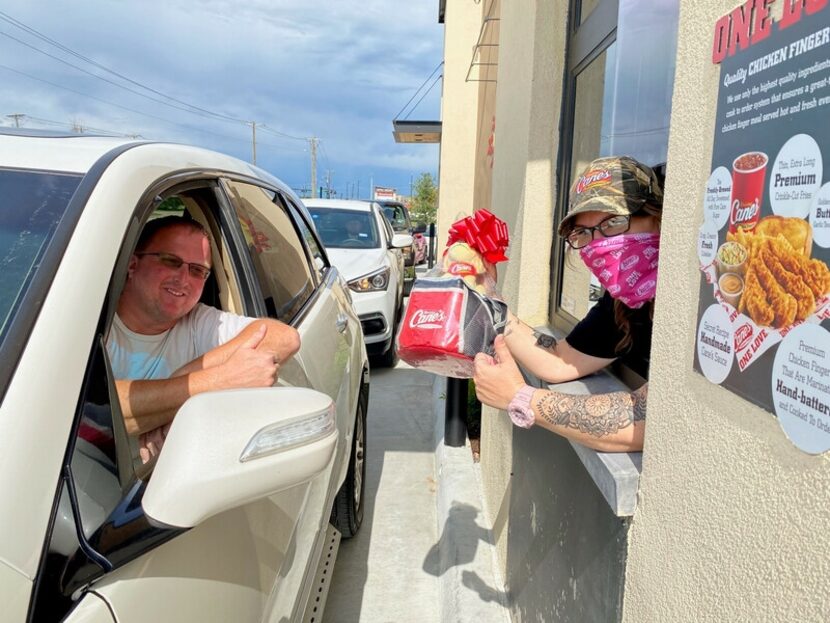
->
[[381, 204, 410, 232], [579, 0, 603, 24], [71, 339, 123, 539], [378, 206, 395, 242], [227, 181, 315, 322], [0, 168, 81, 345], [557, 0, 678, 324], [560, 45, 617, 320], [285, 198, 327, 280], [308, 208, 380, 249]]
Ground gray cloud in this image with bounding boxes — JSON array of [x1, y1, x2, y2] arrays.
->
[[0, 0, 442, 194]]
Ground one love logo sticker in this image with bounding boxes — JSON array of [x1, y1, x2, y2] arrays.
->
[[735, 323, 753, 351]]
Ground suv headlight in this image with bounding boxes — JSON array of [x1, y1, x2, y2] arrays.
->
[[348, 267, 390, 292]]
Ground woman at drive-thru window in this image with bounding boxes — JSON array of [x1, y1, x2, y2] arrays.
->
[[473, 156, 663, 452]]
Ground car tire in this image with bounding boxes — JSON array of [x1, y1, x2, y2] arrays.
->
[[374, 297, 402, 367], [375, 340, 399, 367], [331, 387, 367, 538]]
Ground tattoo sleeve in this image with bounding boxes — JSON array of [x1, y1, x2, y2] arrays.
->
[[533, 383, 648, 438]]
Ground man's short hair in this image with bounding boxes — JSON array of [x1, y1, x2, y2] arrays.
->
[[136, 216, 210, 253]]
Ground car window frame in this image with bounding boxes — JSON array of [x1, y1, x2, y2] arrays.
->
[[218, 177, 328, 327], [281, 193, 331, 280]]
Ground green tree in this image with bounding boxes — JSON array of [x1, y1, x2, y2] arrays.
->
[[409, 172, 438, 226]]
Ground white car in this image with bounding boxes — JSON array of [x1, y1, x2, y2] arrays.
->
[[0, 129, 368, 622], [304, 199, 412, 367]]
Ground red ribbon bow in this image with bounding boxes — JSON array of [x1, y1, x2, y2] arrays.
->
[[446, 209, 509, 264]]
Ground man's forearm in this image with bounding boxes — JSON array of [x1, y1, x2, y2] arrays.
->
[[115, 367, 224, 436], [530, 383, 647, 452]]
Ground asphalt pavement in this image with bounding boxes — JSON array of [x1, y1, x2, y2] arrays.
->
[[322, 296, 510, 622]]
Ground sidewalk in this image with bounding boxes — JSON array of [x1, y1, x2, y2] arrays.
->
[[323, 361, 510, 622]]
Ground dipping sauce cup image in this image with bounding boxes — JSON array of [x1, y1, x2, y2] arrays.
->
[[716, 240, 748, 276], [728, 151, 768, 233], [718, 272, 744, 308]]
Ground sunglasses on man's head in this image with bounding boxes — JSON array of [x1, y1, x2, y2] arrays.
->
[[136, 252, 211, 280]]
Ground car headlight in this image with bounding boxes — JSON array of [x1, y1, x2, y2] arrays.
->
[[348, 266, 390, 292]]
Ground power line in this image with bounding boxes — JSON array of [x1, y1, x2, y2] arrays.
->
[[0, 64, 303, 151], [0, 10, 247, 125], [23, 114, 140, 137], [0, 9, 320, 148], [0, 28, 248, 125], [259, 123, 309, 142]]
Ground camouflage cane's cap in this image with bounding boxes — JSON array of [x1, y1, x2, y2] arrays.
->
[[558, 156, 663, 236]]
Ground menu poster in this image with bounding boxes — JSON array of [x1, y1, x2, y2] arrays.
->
[[694, 2, 830, 453]]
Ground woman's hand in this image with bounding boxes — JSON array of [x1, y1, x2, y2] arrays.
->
[[473, 335, 526, 410]]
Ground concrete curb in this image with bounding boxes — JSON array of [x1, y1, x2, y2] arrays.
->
[[432, 375, 512, 623]]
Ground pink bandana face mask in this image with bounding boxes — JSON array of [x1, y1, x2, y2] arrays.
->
[[579, 232, 660, 308]]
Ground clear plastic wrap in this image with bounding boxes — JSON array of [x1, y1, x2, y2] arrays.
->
[[396, 209, 510, 378]]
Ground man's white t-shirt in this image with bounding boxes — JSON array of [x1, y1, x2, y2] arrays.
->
[[107, 303, 255, 380]]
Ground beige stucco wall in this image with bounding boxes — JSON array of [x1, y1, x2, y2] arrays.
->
[[478, 0, 568, 579], [436, 0, 482, 253], [623, 1, 830, 621]]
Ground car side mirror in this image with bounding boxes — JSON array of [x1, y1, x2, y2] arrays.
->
[[143, 387, 337, 528], [389, 233, 414, 249]]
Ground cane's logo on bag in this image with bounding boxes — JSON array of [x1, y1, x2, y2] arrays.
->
[[735, 323, 753, 351], [410, 309, 446, 329], [575, 169, 611, 194], [447, 262, 476, 276]]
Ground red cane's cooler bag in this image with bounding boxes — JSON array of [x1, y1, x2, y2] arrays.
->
[[397, 276, 507, 378]]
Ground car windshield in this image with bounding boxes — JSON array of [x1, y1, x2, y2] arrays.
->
[[308, 208, 380, 249], [0, 168, 82, 345]]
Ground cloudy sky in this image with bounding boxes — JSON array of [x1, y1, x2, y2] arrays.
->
[[0, 0, 443, 198]]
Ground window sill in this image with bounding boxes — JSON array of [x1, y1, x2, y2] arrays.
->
[[525, 328, 642, 517]]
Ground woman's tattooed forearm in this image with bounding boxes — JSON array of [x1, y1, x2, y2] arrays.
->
[[632, 383, 648, 422], [533, 384, 648, 438]]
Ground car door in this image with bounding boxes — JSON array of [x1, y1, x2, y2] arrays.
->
[[26, 174, 356, 623], [219, 180, 363, 618]]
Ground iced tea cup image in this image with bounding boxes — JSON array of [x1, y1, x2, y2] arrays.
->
[[718, 272, 744, 308], [716, 240, 748, 277], [728, 151, 768, 233]]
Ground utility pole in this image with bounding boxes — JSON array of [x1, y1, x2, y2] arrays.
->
[[6, 113, 24, 128], [357, 180, 360, 199], [369, 174, 374, 201], [250, 121, 257, 165], [309, 137, 319, 198], [325, 170, 333, 198]]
